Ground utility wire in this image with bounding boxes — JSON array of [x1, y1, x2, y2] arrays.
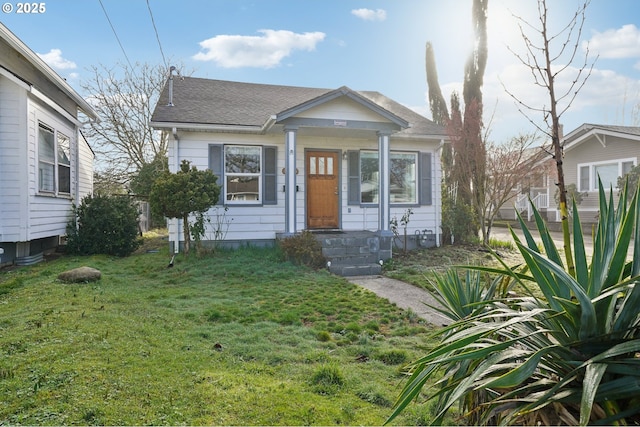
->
[[146, 0, 168, 69], [97, 0, 133, 69]]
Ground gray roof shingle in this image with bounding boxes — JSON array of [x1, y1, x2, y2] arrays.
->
[[151, 77, 446, 137]]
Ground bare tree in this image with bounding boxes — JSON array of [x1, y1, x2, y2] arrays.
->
[[503, 0, 596, 274], [81, 62, 171, 186], [483, 133, 545, 242]]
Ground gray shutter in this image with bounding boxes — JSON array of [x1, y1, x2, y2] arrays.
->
[[420, 152, 432, 205], [209, 144, 223, 205], [263, 146, 277, 205], [347, 150, 360, 205]]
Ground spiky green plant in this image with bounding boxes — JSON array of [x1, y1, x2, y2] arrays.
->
[[388, 181, 640, 426]]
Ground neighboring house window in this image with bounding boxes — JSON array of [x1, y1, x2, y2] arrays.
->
[[578, 159, 636, 191], [348, 150, 432, 206], [38, 123, 72, 195], [38, 123, 56, 192], [208, 144, 278, 205], [58, 133, 71, 194]]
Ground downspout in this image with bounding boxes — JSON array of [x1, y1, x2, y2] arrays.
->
[[172, 127, 180, 254]]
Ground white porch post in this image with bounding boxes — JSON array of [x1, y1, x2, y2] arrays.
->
[[284, 126, 298, 235], [377, 131, 391, 233]]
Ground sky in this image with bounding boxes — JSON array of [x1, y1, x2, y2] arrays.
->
[[2, 0, 640, 144]]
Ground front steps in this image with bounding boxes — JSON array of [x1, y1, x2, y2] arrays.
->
[[314, 231, 390, 277]]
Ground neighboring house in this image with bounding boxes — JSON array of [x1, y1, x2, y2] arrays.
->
[[501, 123, 640, 224], [561, 123, 640, 223], [150, 77, 447, 269], [0, 23, 99, 266]]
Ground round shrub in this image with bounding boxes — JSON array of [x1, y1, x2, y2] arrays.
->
[[66, 194, 142, 257]]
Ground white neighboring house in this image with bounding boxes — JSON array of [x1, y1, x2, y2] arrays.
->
[[150, 77, 447, 265], [0, 23, 99, 266]]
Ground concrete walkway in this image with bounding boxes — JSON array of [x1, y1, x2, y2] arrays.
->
[[348, 275, 451, 327]]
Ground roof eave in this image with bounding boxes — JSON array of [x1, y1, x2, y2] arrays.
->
[[0, 23, 99, 120], [150, 120, 267, 134]]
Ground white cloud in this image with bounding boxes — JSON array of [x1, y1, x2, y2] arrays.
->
[[193, 29, 325, 68], [351, 8, 387, 22], [37, 49, 77, 70], [584, 24, 640, 59]]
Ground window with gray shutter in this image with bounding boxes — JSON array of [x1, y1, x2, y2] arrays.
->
[[263, 146, 277, 205], [420, 152, 433, 205], [208, 144, 223, 205], [347, 151, 360, 205]]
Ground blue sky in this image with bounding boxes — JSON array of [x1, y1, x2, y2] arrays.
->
[[2, 0, 640, 143]]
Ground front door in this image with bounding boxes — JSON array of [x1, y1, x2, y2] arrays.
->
[[306, 151, 339, 229]]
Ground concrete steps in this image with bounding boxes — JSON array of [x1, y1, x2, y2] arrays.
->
[[315, 231, 383, 277]]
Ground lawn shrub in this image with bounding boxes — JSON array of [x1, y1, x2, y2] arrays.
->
[[310, 364, 345, 394], [66, 194, 141, 257], [278, 231, 326, 269], [375, 349, 409, 365]]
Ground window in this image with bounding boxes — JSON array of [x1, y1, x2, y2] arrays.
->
[[578, 158, 637, 191], [57, 133, 71, 193], [348, 150, 431, 206], [38, 124, 55, 192], [209, 144, 277, 205], [224, 146, 261, 202], [38, 123, 73, 195]]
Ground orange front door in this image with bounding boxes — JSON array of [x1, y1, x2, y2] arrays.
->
[[306, 151, 339, 229]]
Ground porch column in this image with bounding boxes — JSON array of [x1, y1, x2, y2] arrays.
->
[[377, 131, 392, 233], [284, 126, 298, 235]]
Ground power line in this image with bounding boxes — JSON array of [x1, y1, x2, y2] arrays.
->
[[97, 0, 133, 69], [146, 0, 167, 69]]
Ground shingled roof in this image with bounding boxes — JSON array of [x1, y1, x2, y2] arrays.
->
[[151, 77, 446, 138]]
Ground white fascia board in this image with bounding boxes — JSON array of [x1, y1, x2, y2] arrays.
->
[[0, 23, 98, 120]]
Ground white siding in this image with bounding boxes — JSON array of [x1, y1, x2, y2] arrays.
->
[[0, 74, 28, 242], [297, 97, 393, 122], [168, 130, 442, 247], [77, 132, 94, 199], [25, 97, 76, 240]]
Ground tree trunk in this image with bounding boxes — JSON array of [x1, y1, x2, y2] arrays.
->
[[182, 215, 191, 255]]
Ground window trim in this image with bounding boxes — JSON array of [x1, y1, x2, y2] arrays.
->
[[37, 121, 73, 197], [348, 149, 432, 207], [577, 157, 637, 192], [208, 144, 278, 207], [224, 145, 262, 205]]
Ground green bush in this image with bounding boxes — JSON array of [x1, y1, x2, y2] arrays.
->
[[278, 231, 326, 269], [389, 181, 640, 425], [66, 194, 141, 257]]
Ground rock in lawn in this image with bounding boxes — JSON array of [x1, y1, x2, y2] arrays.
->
[[58, 266, 102, 283]]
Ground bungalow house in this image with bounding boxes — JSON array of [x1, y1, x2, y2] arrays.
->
[[561, 123, 640, 222], [501, 123, 640, 225], [0, 23, 99, 266], [150, 76, 447, 275]]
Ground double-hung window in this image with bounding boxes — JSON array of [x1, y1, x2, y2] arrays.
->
[[38, 123, 71, 195], [209, 144, 278, 205], [578, 158, 636, 192], [224, 145, 261, 202], [348, 150, 432, 206]]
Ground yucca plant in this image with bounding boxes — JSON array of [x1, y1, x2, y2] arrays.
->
[[388, 181, 640, 426]]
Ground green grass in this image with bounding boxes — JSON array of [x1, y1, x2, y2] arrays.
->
[[0, 240, 440, 425]]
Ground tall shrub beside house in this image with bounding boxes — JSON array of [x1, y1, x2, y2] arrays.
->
[[150, 160, 219, 255], [388, 181, 640, 426], [66, 194, 141, 257]]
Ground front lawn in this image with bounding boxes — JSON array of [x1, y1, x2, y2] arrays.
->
[[0, 238, 444, 425]]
